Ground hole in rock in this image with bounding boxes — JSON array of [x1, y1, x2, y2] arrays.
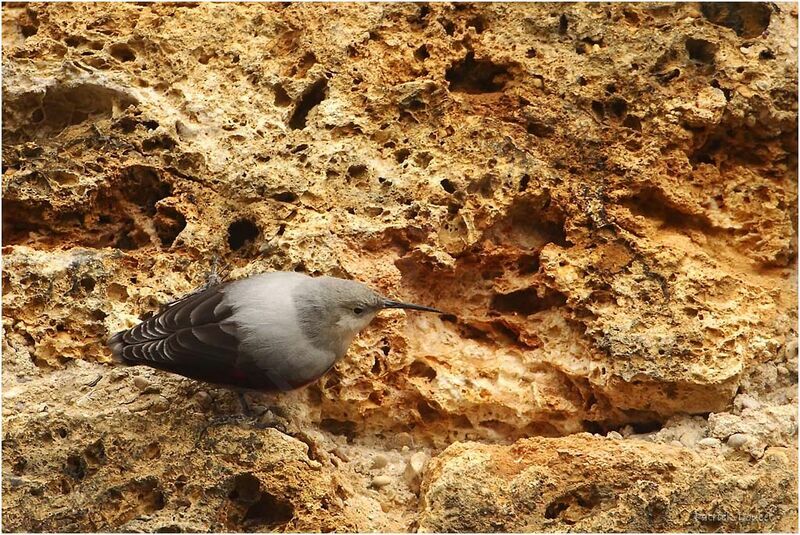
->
[[84, 440, 106, 465], [622, 115, 642, 131], [21, 23, 39, 37], [467, 174, 496, 197], [228, 473, 261, 503], [290, 143, 309, 153], [526, 120, 554, 137], [122, 166, 172, 215], [417, 400, 440, 421], [80, 277, 96, 293], [591, 100, 605, 120], [144, 486, 166, 513], [440, 18, 455, 36], [544, 485, 613, 524], [156, 525, 183, 533], [244, 492, 294, 527], [320, 419, 357, 443], [517, 253, 540, 274], [685, 38, 717, 64], [759, 48, 775, 60], [558, 14, 569, 34], [154, 206, 187, 247], [608, 97, 628, 119], [414, 44, 430, 61], [700, 2, 771, 38], [227, 219, 259, 251], [630, 420, 662, 434], [492, 321, 527, 347], [109, 43, 136, 62], [445, 52, 513, 94], [415, 152, 433, 168], [271, 191, 298, 203], [440, 178, 456, 193], [395, 148, 411, 163], [142, 134, 177, 152], [409, 4, 430, 28], [64, 35, 85, 47], [273, 83, 292, 107], [65, 454, 87, 480], [656, 68, 681, 85], [467, 15, 486, 33], [347, 164, 368, 179], [490, 288, 567, 316], [408, 360, 437, 380], [50, 171, 80, 185], [690, 136, 724, 167], [144, 442, 161, 460], [12, 458, 28, 475], [12, 83, 138, 140], [289, 78, 328, 130]]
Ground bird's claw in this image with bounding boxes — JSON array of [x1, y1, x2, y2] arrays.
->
[[196, 413, 259, 443], [195, 409, 287, 446], [204, 254, 230, 289]]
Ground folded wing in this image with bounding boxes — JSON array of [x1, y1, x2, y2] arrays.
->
[[108, 285, 246, 384]]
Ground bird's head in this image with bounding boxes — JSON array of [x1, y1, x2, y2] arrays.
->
[[295, 277, 442, 356]]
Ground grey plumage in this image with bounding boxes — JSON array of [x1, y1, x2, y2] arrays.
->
[[108, 272, 442, 391]]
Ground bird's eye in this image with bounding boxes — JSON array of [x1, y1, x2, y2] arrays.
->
[[353, 307, 364, 315]]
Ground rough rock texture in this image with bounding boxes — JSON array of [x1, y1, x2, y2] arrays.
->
[[419, 435, 797, 532], [2, 2, 797, 532]]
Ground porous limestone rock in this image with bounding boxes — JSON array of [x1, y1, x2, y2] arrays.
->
[[2, 2, 797, 532], [418, 435, 797, 532]]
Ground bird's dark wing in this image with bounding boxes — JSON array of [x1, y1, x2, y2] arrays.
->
[[110, 284, 241, 376], [109, 281, 291, 391]]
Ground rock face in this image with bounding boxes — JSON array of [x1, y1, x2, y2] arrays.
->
[[419, 436, 797, 532], [2, 2, 797, 532]]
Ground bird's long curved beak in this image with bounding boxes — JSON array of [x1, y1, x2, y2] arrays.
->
[[382, 299, 444, 314]]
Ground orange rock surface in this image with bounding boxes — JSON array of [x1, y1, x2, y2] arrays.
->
[[2, 2, 797, 531]]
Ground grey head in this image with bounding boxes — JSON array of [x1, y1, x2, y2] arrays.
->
[[293, 276, 442, 357]]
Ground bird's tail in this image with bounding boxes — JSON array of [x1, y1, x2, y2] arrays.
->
[[107, 330, 128, 363]]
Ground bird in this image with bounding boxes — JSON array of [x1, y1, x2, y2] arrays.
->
[[108, 272, 443, 392]]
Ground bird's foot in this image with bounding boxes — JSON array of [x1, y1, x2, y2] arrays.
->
[[206, 412, 259, 428], [203, 254, 230, 289], [195, 412, 265, 445], [195, 394, 284, 445], [238, 393, 293, 432], [155, 255, 231, 312]]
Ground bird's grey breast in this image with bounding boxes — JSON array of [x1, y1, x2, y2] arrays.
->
[[223, 272, 337, 388]]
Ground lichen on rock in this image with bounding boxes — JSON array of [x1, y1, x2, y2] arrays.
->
[[2, 2, 797, 532]]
